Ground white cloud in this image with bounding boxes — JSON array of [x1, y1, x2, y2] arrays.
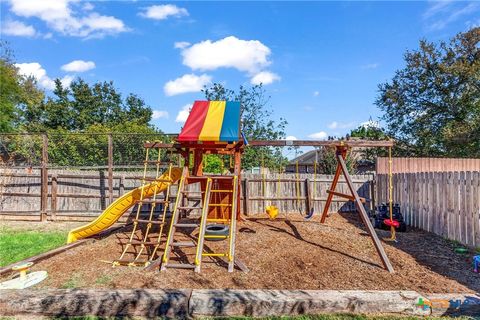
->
[[285, 135, 297, 140], [15, 62, 73, 90], [327, 121, 356, 130], [423, 1, 480, 31], [176, 104, 192, 123], [61, 60, 95, 72], [152, 110, 169, 120], [140, 4, 188, 20], [361, 63, 379, 70], [308, 131, 328, 140], [181, 36, 272, 74], [164, 74, 212, 96], [250, 71, 280, 85], [8, 0, 128, 38], [60, 74, 74, 87], [174, 41, 190, 49], [313, 91, 319, 97], [1, 20, 36, 37]]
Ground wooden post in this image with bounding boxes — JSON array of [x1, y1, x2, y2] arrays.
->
[[40, 134, 48, 222], [337, 153, 394, 273], [320, 147, 346, 223], [305, 178, 311, 214], [107, 133, 113, 204], [51, 174, 57, 221], [119, 175, 125, 196], [370, 179, 376, 212], [244, 178, 249, 216]]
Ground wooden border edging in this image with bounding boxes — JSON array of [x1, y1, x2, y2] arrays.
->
[[1, 289, 479, 318], [0, 289, 191, 318], [189, 290, 430, 317]]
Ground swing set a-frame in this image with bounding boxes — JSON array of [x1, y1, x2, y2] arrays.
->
[[68, 100, 396, 273]]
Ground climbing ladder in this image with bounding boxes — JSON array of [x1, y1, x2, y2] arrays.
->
[[161, 173, 239, 272], [113, 147, 175, 267]]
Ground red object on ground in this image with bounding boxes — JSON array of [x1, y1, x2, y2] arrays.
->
[[384, 219, 400, 228]]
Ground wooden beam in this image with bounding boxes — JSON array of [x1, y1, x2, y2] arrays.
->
[[326, 190, 366, 203], [143, 139, 395, 149], [249, 139, 395, 148], [336, 153, 394, 273]]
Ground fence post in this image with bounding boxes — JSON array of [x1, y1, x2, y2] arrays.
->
[[51, 174, 57, 221], [119, 175, 125, 196], [40, 134, 48, 222], [305, 178, 311, 214], [107, 133, 113, 204], [243, 178, 249, 216]]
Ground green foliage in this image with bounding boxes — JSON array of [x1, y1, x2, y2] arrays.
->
[[203, 83, 288, 169], [0, 227, 66, 267], [24, 78, 153, 132], [377, 28, 480, 157], [203, 154, 224, 174], [0, 50, 165, 166], [0, 41, 44, 133], [349, 123, 390, 161], [314, 147, 356, 174]]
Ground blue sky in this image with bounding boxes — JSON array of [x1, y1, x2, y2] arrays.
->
[[1, 0, 479, 141]]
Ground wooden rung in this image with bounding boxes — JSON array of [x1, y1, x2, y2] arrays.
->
[[202, 253, 227, 257], [208, 204, 232, 207], [170, 241, 196, 247], [210, 189, 233, 193], [326, 190, 366, 203], [133, 219, 164, 225], [164, 263, 196, 269], [177, 206, 202, 210], [174, 223, 199, 228]]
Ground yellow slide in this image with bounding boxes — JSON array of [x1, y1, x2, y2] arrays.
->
[[67, 167, 182, 243]]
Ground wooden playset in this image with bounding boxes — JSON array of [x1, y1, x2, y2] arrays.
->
[[67, 100, 398, 273]]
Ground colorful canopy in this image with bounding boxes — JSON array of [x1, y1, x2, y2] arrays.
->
[[178, 101, 240, 142]]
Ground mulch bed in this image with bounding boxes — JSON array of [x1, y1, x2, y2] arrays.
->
[[2, 213, 479, 293]]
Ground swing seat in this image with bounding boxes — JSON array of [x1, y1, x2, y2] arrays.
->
[[266, 205, 279, 220], [383, 219, 400, 228]]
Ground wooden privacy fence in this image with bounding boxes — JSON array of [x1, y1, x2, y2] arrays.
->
[[377, 172, 480, 247], [0, 169, 373, 222], [377, 157, 480, 174]]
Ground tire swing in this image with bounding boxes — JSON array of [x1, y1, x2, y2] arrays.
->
[[205, 224, 230, 241]]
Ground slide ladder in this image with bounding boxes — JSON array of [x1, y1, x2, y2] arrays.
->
[[161, 174, 239, 272], [113, 147, 175, 267]]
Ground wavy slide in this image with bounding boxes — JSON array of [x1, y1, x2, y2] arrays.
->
[[67, 167, 182, 243]]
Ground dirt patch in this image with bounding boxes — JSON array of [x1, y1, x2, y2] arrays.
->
[[2, 213, 479, 293]]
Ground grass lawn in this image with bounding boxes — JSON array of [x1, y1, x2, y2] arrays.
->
[[0, 226, 67, 267]]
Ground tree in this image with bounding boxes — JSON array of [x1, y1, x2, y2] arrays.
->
[[0, 41, 44, 133], [376, 28, 480, 157], [203, 83, 288, 169], [25, 79, 153, 132]]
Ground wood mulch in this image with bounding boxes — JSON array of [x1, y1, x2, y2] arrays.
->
[[2, 213, 479, 293]]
